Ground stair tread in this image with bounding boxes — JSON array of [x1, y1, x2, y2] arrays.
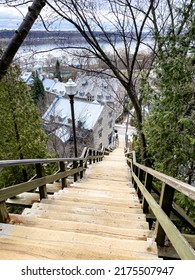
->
[[10, 214, 152, 240], [22, 208, 149, 229], [53, 187, 139, 201], [41, 198, 143, 213], [0, 223, 159, 260], [51, 193, 141, 208], [31, 202, 146, 220], [54, 189, 139, 205]]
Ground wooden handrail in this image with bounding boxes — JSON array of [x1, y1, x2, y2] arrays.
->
[[0, 146, 105, 223], [125, 150, 195, 260], [125, 151, 195, 201]]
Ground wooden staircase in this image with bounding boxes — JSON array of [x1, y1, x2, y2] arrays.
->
[[0, 138, 159, 260]]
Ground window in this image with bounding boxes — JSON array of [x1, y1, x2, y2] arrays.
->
[[108, 120, 112, 128], [108, 133, 113, 145], [58, 116, 63, 122], [97, 95, 103, 100], [109, 111, 113, 117], [87, 92, 93, 101], [98, 129, 103, 138], [99, 143, 103, 150], [98, 118, 103, 125]]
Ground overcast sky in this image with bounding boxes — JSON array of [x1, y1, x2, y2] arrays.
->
[[0, 6, 26, 29], [0, 5, 75, 30]]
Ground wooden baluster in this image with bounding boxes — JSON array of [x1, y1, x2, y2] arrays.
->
[[93, 150, 96, 163], [59, 161, 67, 189], [73, 160, 78, 182], [137, 168, 143, 201], [0, 201, 10, 223], [79, 159, 84, 179], [89, 149, 92, 164], [143, 173, 153, 213], [155, 182, 175, 246], [133, 166, 138, 190], [36, 163, 48, 200]]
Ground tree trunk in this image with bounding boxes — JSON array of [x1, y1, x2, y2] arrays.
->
[[0, 0, 46, 80], [126, 87, 149, 165]]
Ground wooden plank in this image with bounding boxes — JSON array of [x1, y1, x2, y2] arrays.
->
[[70, 180, 134, 192], [0, 168, 83, 203], [10, 214, 152, 241], [22, 208, 149, 229], [132, 161, 195, 201], [41, 198, 143, 214], [53, 187, 139, 201], [155, 183, 175, 246], [0, 202, 10, 223], [31, 202, 146, 221], [132, 172, 195, 260], [6, 192, 40, 207], [0, 223, 159, 260], [52, 193, 141, 208], [6, 193, 53, 207], [54, 188, 140, 202]]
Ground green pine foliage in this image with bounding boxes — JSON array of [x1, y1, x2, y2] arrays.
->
[[32, 72, 45, 103], [54, 59, 62, 82], [0, 65, 48, 187], [145, 52, 195, 182], [142, 3, 195, 225]]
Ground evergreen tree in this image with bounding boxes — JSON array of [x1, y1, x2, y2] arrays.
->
[[32, 71, 45, 104], [0, 65, 48, 187], [54, 59, 62, 82], [144, 7, 195, 183]]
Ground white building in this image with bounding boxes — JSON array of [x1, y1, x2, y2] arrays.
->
[[43, 97, 117, 156], [74, 73, 120, 103]]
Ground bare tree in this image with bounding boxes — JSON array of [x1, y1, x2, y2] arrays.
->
[[40, 0, 156, 163], [1, 0, 193, 164], [0, 0, 46, 80]]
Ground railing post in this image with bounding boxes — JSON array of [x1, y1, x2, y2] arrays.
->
[[143, 173, 153, 213], [59, 161, 67, 189], [88, 149, 92, 164], [73, 160, 78, 182], [93, 150, 96, 163], [155, 182, 175, 246], [137, 168, 143, 201], [0, 201, 10, 223], [36, 163, 48, 200], [133, 166, 138, 190], [80, 159, 84, 179]]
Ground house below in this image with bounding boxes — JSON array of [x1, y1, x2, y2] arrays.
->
[[43, 97, 117, 157]]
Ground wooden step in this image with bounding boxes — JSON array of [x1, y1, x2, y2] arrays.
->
[[0, 223, 159, 260], [22, 208, 149, 229], [53, 191, 141, 208], [51, 194, 141, 208], [31, 202, 146, 221], [52, 187, 139, 201], [10, 214, 152, 241], [40, 198, 143, 214], [69, 180, 134, 192], [6, 192, 40, 207]]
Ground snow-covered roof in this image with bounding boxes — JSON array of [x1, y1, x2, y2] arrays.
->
[[43, 97, 104, 130], [51, 80, 66, 96], [21, 71, 33, 84], [42, 78, 56, 92], [75, 74, 119, 101]]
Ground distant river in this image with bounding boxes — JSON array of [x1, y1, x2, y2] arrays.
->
[[15, 38, 153, 69]]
